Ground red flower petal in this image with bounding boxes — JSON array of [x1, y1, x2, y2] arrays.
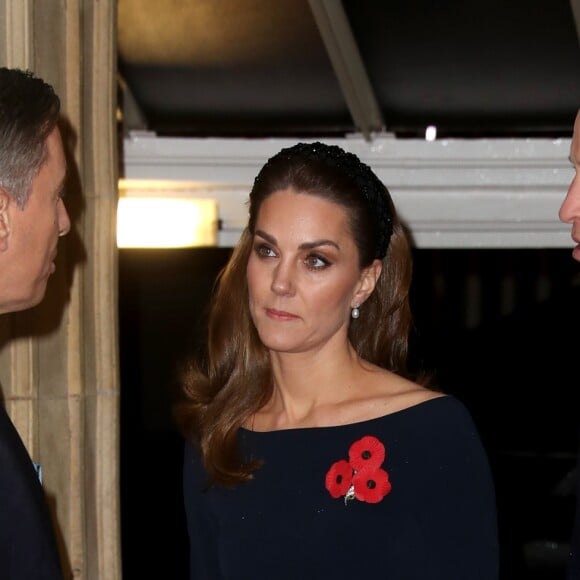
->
[[352, 467, 391, 504], [325, 459, 353, 498], [348, 435, 385, 471]]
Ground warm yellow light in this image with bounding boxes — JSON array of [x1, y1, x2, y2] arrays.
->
[[117, 197, 218, 248]]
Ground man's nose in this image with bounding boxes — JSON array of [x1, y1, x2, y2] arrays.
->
[[58, 198, 71, 237], [559, 176, 580, 224]]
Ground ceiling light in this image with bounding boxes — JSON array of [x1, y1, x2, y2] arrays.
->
[[425, 125, 437, 141], [117, 197, 218, 248]]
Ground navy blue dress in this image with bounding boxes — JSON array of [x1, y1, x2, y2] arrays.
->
[[183, 396, 498, 579], [0, 405, 63, 579]]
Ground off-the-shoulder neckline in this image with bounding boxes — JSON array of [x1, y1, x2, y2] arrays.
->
[[239, 394, 452, 435]]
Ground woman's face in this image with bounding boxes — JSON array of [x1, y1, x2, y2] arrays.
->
[[246, 188, 378, 355]]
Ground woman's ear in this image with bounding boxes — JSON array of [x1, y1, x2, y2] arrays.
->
[[352, 259, 382, 307], [0, 189, 11, 252]]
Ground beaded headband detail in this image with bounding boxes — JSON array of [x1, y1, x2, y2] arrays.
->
[[255, 142, 393, 259]]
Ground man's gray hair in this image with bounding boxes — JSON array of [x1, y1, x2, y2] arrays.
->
[[0, 68, 60, 208]]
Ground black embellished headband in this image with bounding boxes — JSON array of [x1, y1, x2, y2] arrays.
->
[[255, 142, 393, 259]]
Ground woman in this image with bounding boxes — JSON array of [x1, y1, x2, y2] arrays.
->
[[176, 142, 498, 579]]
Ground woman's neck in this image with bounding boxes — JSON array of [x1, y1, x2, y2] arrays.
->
[[256, 341, 372, 429]]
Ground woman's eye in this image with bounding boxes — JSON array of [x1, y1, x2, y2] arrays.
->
[[305, 254, 329, 270], [255, 244, 276, 258]]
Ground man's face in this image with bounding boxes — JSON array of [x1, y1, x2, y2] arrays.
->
[[559, 110, 580, 262], [0, 127, 71, 314]]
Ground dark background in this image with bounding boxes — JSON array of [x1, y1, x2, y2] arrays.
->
[[119, 246, 579, 580], [117, 0, 580, 140]]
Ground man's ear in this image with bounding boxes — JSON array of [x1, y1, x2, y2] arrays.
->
[[0, 189, 11, 252], [352, 259, 383, 307]]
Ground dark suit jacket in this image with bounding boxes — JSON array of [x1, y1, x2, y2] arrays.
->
[[0, 404, 63, 579], [569, 430, 580, 580]]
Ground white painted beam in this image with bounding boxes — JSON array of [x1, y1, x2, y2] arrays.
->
[[118, 73, 148, 133], [307, 0, 384, 139], [122, 132, 574, 249]]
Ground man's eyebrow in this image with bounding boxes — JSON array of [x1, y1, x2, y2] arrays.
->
[[56, 172, 68, 196]]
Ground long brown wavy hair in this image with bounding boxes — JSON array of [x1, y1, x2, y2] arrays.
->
[[175, 143, 423, 487]]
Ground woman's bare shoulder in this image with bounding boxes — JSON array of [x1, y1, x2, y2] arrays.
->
[[339, 367, 445, 425], [386, 382, 445, 415]]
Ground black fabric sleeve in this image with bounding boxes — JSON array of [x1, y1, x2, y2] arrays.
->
[[405, 397, 499, 579]]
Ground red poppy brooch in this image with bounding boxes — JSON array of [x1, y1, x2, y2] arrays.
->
[[325, 435, 392, 504]]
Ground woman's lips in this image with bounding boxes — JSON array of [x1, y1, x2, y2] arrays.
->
[[265, 308, 299, 320]]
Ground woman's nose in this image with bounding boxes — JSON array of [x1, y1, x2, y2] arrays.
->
[[271, 261, 294, 295]]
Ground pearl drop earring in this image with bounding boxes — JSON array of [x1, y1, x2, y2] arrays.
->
[[351, 305, 360, 319]]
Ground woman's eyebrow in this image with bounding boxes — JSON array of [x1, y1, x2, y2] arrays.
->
[[254, 230, 339, 251], [298, 239, 339, 251]]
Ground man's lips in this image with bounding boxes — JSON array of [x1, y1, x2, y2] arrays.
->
[[48, 249, 58, 274], [265, 308, 299, 320]]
